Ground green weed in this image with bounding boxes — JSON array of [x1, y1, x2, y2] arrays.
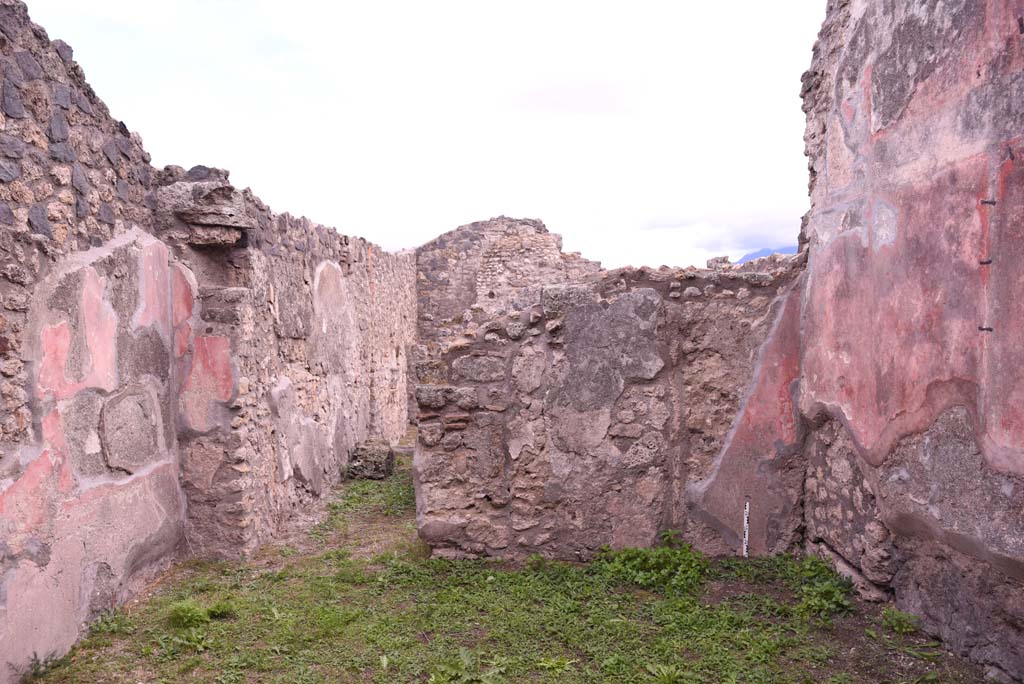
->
[[882, 606, 920, 635], [537, 655, 577, 673], [793, 556, 853, 620], [594, 542, 709, 594], [646, 663, 692, 683], [88, 611, 134, 636], [166, 599, 210, 629], [428, 648, 508, 683]]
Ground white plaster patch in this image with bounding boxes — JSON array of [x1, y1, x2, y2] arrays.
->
[[84, 431, 101, 455], [872, 201, 898, 248]]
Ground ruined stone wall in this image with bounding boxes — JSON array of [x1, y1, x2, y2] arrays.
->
[[411, 218, 603, 477], [154, 167, 416, 558], [413, 4, 1024, 678], [800, 2, 1024, 678], [0, 2, 184, 675], [3, 0, 1023, 680], [0, 2, 417, 677], [413, 217, 600, 383], [413, 218, 801, 558]]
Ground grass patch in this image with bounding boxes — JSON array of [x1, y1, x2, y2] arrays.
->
[[34, 464, 981, 684], [594, 539, 708, 594], [309, 462, 416, 544], [167, 600, 211, 629], [332, 472, 415, 517]]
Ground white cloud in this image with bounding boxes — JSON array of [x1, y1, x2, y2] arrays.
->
[[27, 0, 825, 268]]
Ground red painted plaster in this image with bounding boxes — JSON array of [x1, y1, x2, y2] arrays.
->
[[690, 282, 803, 554], [798, 1, 1024, 477], [181, 335, 234, 432], [802, 157, 990, 465], [171, 263, 194, 327], [982, 148, 1024, 470], [36, 268, 118, 401], [0, 412, 70, 531], [171, 264, 195, 359], [174, 321, 191, 358], [0, 449, 53, 529], [135, 239, 170, 336]]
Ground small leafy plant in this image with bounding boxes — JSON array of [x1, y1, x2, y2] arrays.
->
[[174, 627, 214, 653], [428, 648, 508, 684], [89, 611, 135, 635], [595, 540, 709, 594], [646, 663, 691, 683], [537, 656, 577, 673], [793, 556, 852, 620], [882, 606, 920, 635], [207, 600, 237, 620], [826, 674, 853, 684]]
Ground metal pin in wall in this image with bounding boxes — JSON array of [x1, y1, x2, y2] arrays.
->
[[742, 499, 750, 558], [980, 259, 993, 265], [979, 326, 994, 332], [980, 199, 997, 206]]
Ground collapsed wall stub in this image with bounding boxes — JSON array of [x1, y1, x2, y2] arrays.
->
[[413, 219, 803, 558], [0, 2, 416, 678]]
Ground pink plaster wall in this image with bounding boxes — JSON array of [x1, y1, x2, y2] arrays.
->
[[687, 279, 805, 554], [1, 234, 188, 681], [800, 2, 1024, 477]]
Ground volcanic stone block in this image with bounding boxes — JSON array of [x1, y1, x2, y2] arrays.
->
[[49, 110, 69, 142], [2, 78, 25, 118], [101, 386, 161, 473], [0, 159, 20, 182], [13, 51, 42, 80], [348, 440, 395, 480], [451, 354, 505, 383], [0, 133, 24, 158], [27, 203, 51, 236]]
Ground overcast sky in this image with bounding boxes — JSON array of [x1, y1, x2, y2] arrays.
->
[[28, 1, 824, 268]]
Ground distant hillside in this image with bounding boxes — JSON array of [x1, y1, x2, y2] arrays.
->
[[736, 245, 798, 263]]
